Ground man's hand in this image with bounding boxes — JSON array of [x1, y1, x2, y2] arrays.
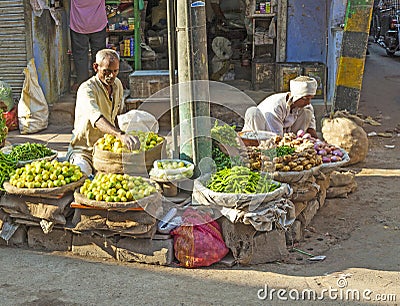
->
[[119, 133, 140, 151], [306, 128, 318, 139], [94, 116, 141, 151]]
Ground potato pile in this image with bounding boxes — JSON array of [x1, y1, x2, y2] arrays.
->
[[246, 147, 274, 171], [270, 131, 345, 163], [243, 131, 331, 172], [272, 148, 322, 171]]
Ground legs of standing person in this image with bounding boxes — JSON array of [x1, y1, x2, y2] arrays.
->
[[71, 30, 90, 86], [88, 27, 107, 75], [242, 107, 267, 132]]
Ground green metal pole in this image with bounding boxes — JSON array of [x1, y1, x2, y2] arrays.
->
[[188, 1, 211, 171], [134, 0, 141, 70], [177, 0, 211, 175], [167, 0, 179, 159], [177, 0, 193, 163]]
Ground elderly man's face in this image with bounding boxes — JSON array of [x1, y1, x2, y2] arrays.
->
[[293, 95, 314, 108], [93, 57, 120, 86]]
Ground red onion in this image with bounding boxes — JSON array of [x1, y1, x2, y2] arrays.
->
[[330, 156, 342, 162], [322, 156, 331, 163], [318, 149, 327, 156], [332, 149, 344, 157], [297, 129, 305, 137], [302, 133, 311, 139]]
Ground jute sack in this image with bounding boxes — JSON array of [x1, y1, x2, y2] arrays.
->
[[92, 142, 162, 175], [321, 117, 368, 165]]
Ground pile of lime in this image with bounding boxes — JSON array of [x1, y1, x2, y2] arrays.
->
[[96, 132, 164, 154], [9, 160, 83, 189], [79, 173, 158, 202], [129, 131, 164, 151], [150, 159, 194, 181], [156, 160, 190, 170]]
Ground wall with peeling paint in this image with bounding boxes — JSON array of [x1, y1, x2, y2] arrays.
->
[[285, 0, 352, 105], [31, 8, 69, 105], [286, 0, 328, 63]]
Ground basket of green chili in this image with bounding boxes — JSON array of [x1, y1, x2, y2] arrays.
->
[[1, 142, 57, 167]]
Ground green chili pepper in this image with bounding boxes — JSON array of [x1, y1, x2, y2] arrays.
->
[[9, 143, 54, 162]]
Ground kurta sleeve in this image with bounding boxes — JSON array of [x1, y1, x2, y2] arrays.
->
[[76, 84, 102, 128]]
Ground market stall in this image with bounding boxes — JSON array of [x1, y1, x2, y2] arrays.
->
[[0, 111, 356, 267]]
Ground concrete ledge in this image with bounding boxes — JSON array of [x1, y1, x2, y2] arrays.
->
[[115, 237, 174, 266], [72, 233, 116, 259]]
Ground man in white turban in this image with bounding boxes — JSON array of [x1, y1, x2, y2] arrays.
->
[[242, 76, 318, 138]]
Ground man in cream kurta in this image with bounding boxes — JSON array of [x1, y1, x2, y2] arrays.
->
[[67, 49, 139, 175], [242, 76, 318, 138], [68, 74, 123, 159]]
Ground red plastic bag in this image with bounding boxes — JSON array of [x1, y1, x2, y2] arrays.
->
[[4, 106, 18, 131], [171, 208, 229, 268]]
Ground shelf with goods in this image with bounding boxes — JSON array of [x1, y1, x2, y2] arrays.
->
[[249, 1, 277, 91], [106, 0, 141, 70], [251, 13, 276, 61]]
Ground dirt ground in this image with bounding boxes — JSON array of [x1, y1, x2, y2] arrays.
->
[[0, 42, 400, 305]]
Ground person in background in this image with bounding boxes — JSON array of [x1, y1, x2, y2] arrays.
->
[[70, 0, 108, 91], [242, 76, 319, 138], [206, 0, 226, 26], [67, 49, 140, 175]]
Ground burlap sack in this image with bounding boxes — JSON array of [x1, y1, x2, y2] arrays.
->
[[327, 170, 357, 198], [92, 142, 162, 175], [326, 182, 357, 198], [321, 117, 368, 165], [329, 170, 356, 187]]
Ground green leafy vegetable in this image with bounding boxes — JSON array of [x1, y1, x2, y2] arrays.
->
[[211, 120, 239, 148]]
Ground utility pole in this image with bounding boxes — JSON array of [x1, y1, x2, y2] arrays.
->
[[167, 0, 179, 158], [333, 0, 374, 113], [176, 0, 211, 173]]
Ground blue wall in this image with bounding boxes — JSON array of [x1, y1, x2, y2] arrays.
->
[[326, 0, 347, 103], [286, 0, 328, 63]]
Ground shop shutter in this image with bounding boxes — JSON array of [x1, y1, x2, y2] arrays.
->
[[0, 0, 30, 99]]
